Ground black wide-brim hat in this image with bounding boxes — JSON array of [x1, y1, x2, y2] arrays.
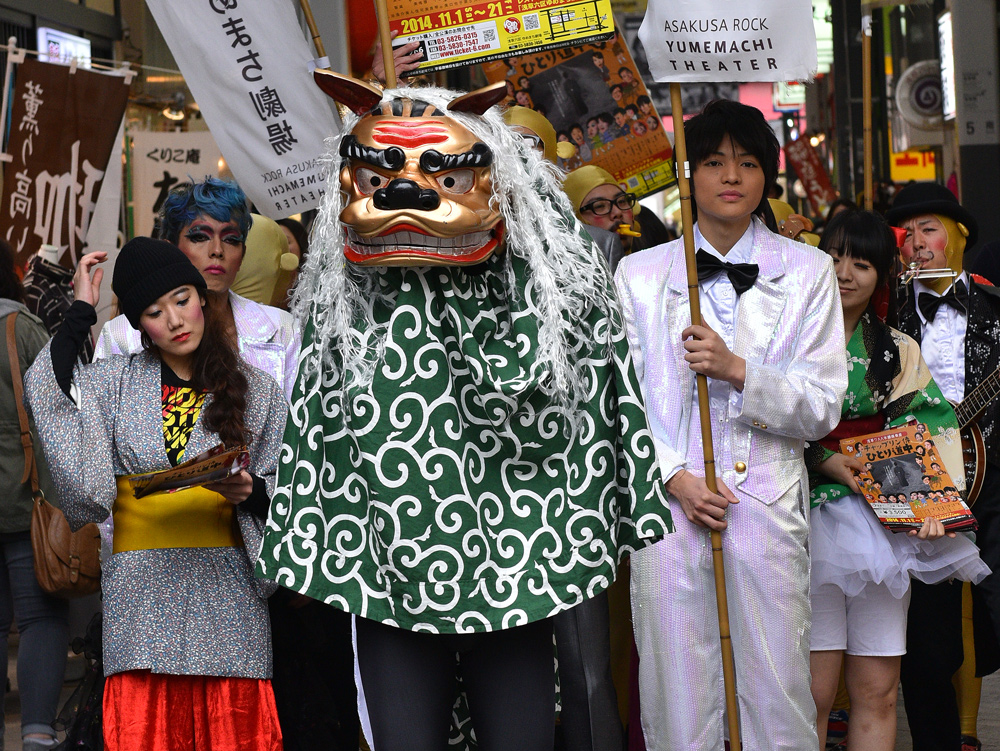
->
[[885, 181, 978, 250]]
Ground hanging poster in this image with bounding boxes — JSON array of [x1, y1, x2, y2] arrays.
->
[[638, 0, 817, 83], [389, 0, 615, 75], [482, 29, 675, 197], [146, 0, 341, 219], [783, 135, 837, 217], [1, 58, 129, 267], [130, 131, 223, 239]]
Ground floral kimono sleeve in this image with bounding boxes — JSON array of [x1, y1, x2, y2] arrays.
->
[[23, 341, 127, 530], [884, 329, 964, 482]]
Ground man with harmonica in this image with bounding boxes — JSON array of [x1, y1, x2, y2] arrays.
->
[[890, 182, 1000, 751]]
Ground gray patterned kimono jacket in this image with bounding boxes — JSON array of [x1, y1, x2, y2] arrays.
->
[[24, 344, 287, 679]]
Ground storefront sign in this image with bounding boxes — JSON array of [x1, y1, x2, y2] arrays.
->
[[638, 0, 817, 83], [390, 0, 615, 75], [783, 135, 837, 216], [1, 58, 129, 267], [130, 131, 224, 239], [482, 30, 675, 196], [146, 0, 341, 219], [890, 149, 936, 183]]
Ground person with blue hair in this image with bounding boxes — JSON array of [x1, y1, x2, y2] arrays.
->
[[158, 176, 254, 251], [95, 177, 299, 402]]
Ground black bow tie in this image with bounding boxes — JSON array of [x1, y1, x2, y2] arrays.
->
[[695, 249, 759, 295], [918, 279, 968, 321]]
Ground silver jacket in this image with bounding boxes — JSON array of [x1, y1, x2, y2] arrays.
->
[[614, 219, 848, 751]]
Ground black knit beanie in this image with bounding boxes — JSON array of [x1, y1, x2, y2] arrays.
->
[[112, 237, 207, 329]]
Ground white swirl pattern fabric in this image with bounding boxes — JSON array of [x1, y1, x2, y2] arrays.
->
[[259, 252, 673, 633]]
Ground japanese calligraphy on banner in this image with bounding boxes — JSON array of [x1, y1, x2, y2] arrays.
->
[[390, 0, 615, 75], [130, 131, 224, 239], [783, 135, 837, 217], [638, 0, 817, 83], [145, 0, 340, 219], [1, 58, 128, 267], [482, 30, 675, 196]]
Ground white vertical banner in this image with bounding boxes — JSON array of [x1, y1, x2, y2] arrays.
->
[[145, 0, 341, 219], [130, 131, 223, 239], [88, 119, 125, 336], [638, 0, 817, 83]]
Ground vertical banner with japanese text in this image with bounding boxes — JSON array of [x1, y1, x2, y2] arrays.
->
[[145, 0, 341, 219], [130, 131, 223, 239], [482, 30, 675, 196], [2, 59, 129, 267], [638, 0, 817, 83], [783, 135, 837, 216]]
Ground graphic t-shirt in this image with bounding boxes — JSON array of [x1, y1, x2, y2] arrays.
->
[[161, 365, 205, 466]]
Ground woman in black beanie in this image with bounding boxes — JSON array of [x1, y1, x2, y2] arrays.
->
[[24, 239, 287, 751]]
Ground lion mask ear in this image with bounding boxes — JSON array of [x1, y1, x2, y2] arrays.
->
[[447, 82, 508, 115], [313, 69, 383, 115]]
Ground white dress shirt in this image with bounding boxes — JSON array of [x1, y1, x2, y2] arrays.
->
[[913, 272, 967, 402], [683, 222, 753, 471]]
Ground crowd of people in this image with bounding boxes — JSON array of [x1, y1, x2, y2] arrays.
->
[[0, 73, 998, 751]]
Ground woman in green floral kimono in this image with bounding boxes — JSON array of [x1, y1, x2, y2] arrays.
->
[[806, 209, 989, 749]]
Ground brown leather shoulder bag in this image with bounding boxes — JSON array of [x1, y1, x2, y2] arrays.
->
[[7, 312, 101, 598]]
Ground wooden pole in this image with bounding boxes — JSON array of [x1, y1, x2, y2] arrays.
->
[[669, 82, 742, 751], [861, 7, 873, 210], [298, 0, 328, 61], [373, 0, 398, 88]]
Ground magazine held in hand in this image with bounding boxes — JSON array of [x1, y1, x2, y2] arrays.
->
[[127, 444, 250, 499], [841, 423, 977, 533]]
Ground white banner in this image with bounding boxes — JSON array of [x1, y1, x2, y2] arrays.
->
[[90, 120, 125, 335], [130, 131, 223, 239], [145, 0, 341, 219], [638, 0, 817, 83]]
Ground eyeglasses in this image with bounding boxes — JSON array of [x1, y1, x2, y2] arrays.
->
[[580, 192, 637, 216], [518, 133, 545, 152]]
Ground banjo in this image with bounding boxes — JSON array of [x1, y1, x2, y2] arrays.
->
[[953, 365, 1000, 505]]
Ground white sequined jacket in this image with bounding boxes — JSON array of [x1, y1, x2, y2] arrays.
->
[[614, 217, 848, 504]]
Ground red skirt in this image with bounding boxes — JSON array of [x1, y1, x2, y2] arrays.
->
[[103, 670, 283, 751]]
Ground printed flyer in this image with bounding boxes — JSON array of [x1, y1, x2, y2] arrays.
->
[[841, 423, 977, 533], [482, 29, 675, 197], [388, 0, 615, 74], [129, 445, 250, 499]]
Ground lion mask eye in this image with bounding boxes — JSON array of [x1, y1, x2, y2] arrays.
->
[[434, 170, 475, 194], [355, 167, 388, 195]]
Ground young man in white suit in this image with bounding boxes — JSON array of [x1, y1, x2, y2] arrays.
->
[[614, 100, 848, 750]]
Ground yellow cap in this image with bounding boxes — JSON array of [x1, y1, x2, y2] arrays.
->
[[562, 166, 619, 215], [503, 106, 576, 164], [232, 214, 299, 306], [768, 199, 820, 247]]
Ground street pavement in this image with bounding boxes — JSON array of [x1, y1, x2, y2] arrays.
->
[[3, 644, 999, 750]]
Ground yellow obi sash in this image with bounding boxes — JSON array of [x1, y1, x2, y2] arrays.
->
[[113, 476, 238, 553]]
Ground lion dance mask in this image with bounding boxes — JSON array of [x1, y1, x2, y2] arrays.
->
[[258, 72, 672, 635]]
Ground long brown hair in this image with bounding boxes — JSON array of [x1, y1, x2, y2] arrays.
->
[[142, 292, 249, 447], [192, 298, 249, 447]]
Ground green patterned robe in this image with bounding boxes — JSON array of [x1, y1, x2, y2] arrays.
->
[[806, 312, 961, 507], [259, 251, 672, 633]]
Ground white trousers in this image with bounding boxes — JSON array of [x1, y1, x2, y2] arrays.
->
[[631, 481, 818, 751]]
